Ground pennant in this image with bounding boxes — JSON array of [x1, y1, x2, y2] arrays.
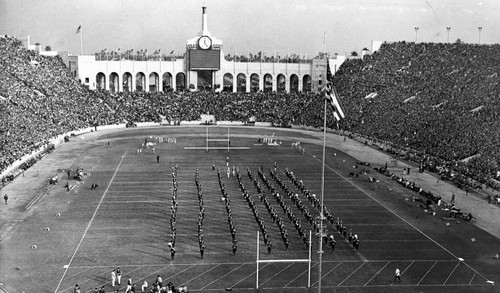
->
[[76, 25, 81, 34]]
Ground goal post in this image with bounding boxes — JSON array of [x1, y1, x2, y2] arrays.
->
[[256, 230, 312, 289], [206, 127, 230, 152], [184, 127, 249, 151]]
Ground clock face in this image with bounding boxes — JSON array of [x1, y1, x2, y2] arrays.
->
[[198, 36, 212, 50]]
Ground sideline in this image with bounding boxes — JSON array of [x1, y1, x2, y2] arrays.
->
[[53, 151, 127, 293]]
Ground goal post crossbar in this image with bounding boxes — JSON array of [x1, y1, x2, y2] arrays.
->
[[206, 127, 231, 152]]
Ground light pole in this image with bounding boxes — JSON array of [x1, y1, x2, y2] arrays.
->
[[446, 27, 451, 43], [414, 27, 420, 43], [478, 27, 483, 44]]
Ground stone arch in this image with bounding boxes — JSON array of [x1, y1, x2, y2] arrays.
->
[[162, 72, 173, 92], [290, 74, 299, 93], [109, 72, 119, 93], [250, 73, 260, 92], [149, 72, 159, 92], [176, 72, 186, 91], [277, 74, 286, 93], [302, 74, 312, 93], [223, 73, 233, 92], [96, 72, 106, 90], [237, 73, 246, 92], [135, 72, 146, 91], [264, 74, 273, 92], [123, 72, 132, 92]]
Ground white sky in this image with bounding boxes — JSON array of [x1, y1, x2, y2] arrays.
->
[[1, 0, 499, 56]]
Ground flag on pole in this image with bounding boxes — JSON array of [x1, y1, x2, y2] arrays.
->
[[324, 83, 345, 121], [76, 25, 81, 34], [170, 50, 174, 55]]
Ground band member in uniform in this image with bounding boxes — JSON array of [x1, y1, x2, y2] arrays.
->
[[116, 267, 122, 285], [111, 269, 116, 287]]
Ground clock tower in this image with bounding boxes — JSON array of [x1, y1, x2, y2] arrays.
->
[[186, 6, 223, 91]]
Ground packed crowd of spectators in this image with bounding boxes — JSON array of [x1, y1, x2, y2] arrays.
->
[[334, 41, 500, 190], [1, 36, 499, 193]]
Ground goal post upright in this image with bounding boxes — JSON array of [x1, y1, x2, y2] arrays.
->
[[308, 230, 312, 288], [256, 230, 260, 289]]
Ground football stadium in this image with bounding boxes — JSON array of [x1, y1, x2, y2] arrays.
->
[[1, 2, 500, 293]]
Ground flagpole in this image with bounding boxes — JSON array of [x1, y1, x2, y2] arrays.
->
[[318, 92, 327, 293], [80, 25, 83, 55]]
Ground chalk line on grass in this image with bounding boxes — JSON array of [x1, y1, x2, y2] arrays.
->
[[54, 151, 127, 293]]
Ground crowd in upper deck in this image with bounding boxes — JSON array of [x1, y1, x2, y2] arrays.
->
[[334, 41, 500, 189], [1, 36, 499, 191]]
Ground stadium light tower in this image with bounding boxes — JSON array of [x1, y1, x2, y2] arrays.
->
[[414, 27, 420, 43], [446, 27, 451, 43], [478, 27, 483, 44]]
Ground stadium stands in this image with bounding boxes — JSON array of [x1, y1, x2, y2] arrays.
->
[[1, 36, 499, 196]]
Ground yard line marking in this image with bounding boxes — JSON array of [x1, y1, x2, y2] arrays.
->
[[364, 261, 390, 287], [443, 260, 461, 285], [417, 260, 437, 285], [63, 267, 94, 281], [469, 272, 476, 285], [338, 262, 366, 287], [329, 283, 493, 288], [311, 262, 342, 287], [181, 264, 221, 286], [101, 200, 166, 204], [200, 263, 246, 290], [308, 152, 492, 283], [284, 262, 319, 288], [229, 263, 270, 288], [54, 151, 127, 293], [259, 262, 295, 287], [401, 260, 414, 276]]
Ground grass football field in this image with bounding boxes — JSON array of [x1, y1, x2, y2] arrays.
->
[[1, 126, 498, 293]]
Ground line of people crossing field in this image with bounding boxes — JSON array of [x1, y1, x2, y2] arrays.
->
[[169, 165, 179, 259], [247, 168, 290, 249], [216, 168, 238, 255], [258, 167, 310, 248], [235, 167, 273, 253], [195, 168, 206, 258]]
